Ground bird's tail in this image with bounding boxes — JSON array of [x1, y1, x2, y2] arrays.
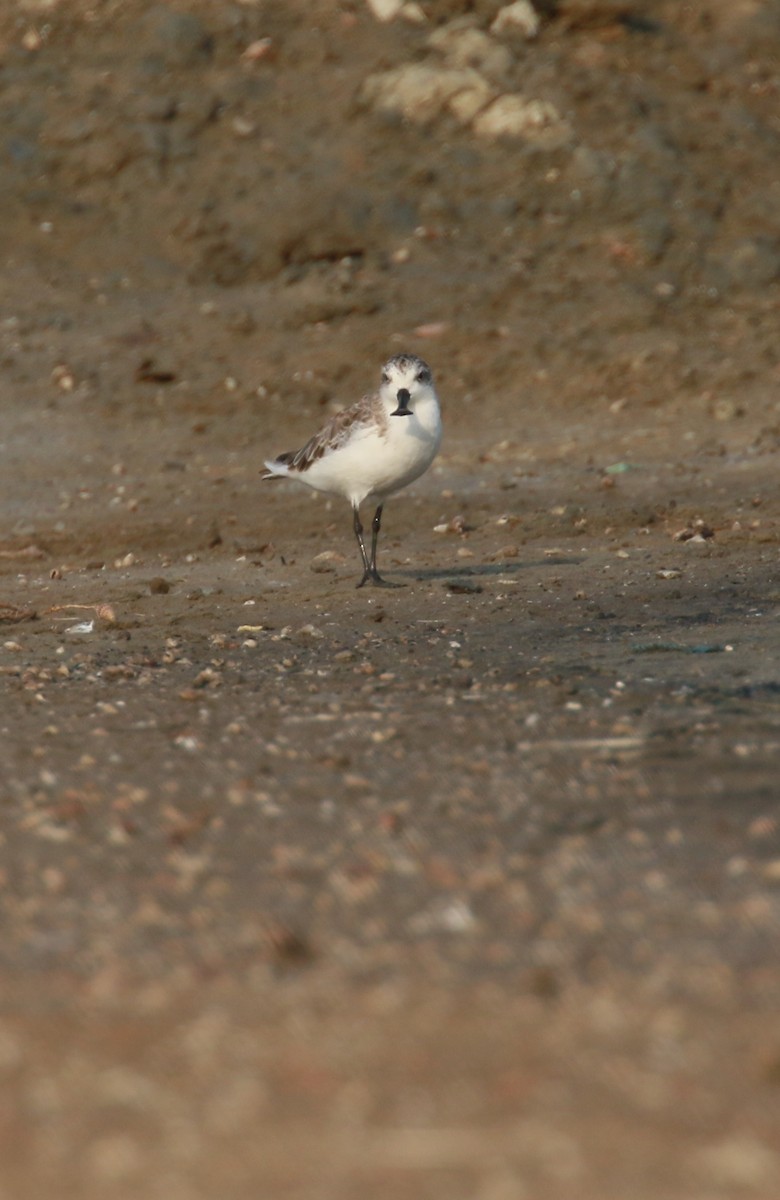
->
[[261, 454, 294, 480]]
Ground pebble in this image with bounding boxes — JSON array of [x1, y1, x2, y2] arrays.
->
[[491, 1, 541, 39], [433, 515, 468, 534], [473, 96, 572, 145], [366, 0, 425, 22], [673, 521, 715, 543], [413, 321, 449, 338], [366, 0, 404, 20], [241, 38, 274, 63], [311, 550, 346, 573], [428, 22, 514, 80], [361, 63, 494, 127], [408, 898, 478, 935]]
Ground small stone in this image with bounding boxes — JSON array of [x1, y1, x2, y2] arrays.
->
[[311, 550, 346, 573], [472, 96, 571, 145], [241, 38, 274, 63], [22, 27, 43, 51], [428, 22, 513, 79], [51, 364, 75, 391], [491, 1, 541, 39], [366, 0, 404, 20], [231, 116, 256, 138], [673, 521, 715, 543], [413, 321, 449, 338], [434, 514, 469, 534], [712, 397, 739, 421], [361, 64, 492, 127], [409, 897, 478, 935], [448, 84, 496, 124]]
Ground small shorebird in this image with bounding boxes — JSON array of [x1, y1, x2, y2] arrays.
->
[[263, 353, 442, 587]]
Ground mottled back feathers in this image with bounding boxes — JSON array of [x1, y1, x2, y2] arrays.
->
[[266, 391, 388, 476]]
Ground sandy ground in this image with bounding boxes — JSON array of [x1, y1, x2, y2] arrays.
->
[[1, 1, 779, 1197]]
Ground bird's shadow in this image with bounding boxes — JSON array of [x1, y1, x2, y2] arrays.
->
[[397, 554, 587, 583]]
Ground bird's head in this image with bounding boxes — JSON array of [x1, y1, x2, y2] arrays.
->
[[380, 353, 435, 417]]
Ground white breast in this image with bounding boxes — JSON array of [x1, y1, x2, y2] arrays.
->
[[303, 394, 441, 507]]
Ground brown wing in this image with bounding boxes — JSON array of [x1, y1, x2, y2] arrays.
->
[[277, 393, 382, 473]]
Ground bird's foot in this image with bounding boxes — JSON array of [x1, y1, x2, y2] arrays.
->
[[356, 570, 405, 589]]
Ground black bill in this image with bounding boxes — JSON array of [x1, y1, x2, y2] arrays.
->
[[391, 387, 412, 416]]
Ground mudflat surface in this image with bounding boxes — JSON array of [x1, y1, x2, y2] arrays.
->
[[1, 2, 779, 1197]]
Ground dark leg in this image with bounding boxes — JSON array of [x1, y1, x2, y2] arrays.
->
[[355, 503, 404, 589], [353, 505, 371, 582], [369, 504, 383, 575]]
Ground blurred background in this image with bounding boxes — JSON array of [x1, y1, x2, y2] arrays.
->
[[1, 2, 779, 1198]]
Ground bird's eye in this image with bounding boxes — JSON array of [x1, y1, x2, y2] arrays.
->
[[381, 373, 390, 385], [415, 369, 429, 383]]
